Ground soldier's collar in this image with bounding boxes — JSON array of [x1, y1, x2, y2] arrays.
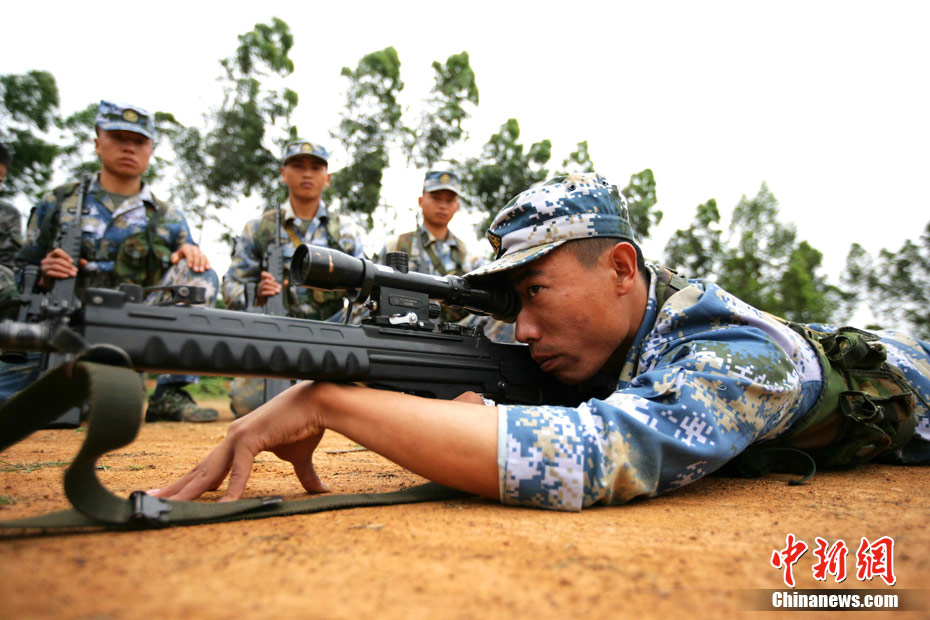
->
[[282, 200, 328, 224], [418, 224, 458, 248], [90, 174, 155, 207]]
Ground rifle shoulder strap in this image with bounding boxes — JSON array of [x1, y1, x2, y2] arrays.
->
[[0, 361, 470, 534]]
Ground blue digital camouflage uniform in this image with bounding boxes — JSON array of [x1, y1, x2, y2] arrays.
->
[[0, 174, 218, 403], [379, 225, 476, 276], [0, 200, 23, 313], [467, 172, 930, 512], [222, 201, 364, 318], [17, 176, 216, 297], [222, 200, 365, 416], [379, 224, 480, 325]]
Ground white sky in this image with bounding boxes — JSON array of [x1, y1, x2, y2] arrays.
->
[[4, 0, 929, 282]]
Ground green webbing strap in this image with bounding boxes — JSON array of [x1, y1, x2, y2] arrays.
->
[[0, 362, 469, 533]]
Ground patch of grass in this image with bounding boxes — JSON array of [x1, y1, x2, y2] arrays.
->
[[145, 375, 231, 398], [0, 494, 15, 505], [0, 459, 71, 473], [186, 376, 231, 398]]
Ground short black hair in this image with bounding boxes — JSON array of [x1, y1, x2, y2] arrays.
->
[[564, 237, 647, 276], [0, 143, 12, 170]]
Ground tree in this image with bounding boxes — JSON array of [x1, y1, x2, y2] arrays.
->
[[203, 17, 298, 207], [0, 71, 61, 202], [845, 223, 930, 338], [328, 47, 405, 228], [159, 17, 298, 244], [456, 118, 552, 236], [715, 183, 797, 313], [560, 140, 595, 173], [622, 169, 662, 242], [665, 183, 841, 323], [663, 198, 723, 279], [404, 52, 479, 170]]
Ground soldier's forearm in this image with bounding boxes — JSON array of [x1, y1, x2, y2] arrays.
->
[[312, 382, 500, 499]]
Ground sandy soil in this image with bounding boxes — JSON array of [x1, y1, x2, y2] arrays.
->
[[1, 395, 928, 620]]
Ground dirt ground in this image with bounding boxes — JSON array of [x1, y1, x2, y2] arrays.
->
[[0, 395, 928, 620]]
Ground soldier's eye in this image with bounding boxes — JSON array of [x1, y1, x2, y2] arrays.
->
[[525, 285, 543, 298]]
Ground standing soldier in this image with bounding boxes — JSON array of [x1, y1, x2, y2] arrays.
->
[[378, 170, 476, 323], [0, 143, 23, 313], [1, 101, 219, 423], [379, 170, 514, 341], [222, 139, 365, 417]]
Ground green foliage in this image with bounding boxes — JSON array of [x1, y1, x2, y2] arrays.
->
[[622, 169, 662, 242], [559, 141, 595, 173], [456, 118, 552, 236], [405, 51, 479, 169], [207, 18, 298, 203], [845, 223, 930, 338], [185, 376, 231, 398], [159, 17, 298, 246], [328, 47, 405, 227], [0, 70, 62, 200], [0, 459, 71, 472], [665, 184, 841, 323], [663, 198, 723, 277]]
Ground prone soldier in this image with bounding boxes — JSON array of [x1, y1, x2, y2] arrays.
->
[[156, 172, 930, 509]]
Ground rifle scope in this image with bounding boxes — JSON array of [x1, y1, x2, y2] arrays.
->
[[291, 245, 519, 322]]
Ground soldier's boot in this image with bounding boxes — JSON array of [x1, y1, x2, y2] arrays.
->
[[146, 386, 218, 423]]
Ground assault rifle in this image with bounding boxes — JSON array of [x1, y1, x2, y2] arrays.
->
[[0, 245, 577, 406], [12, 177, 91, 427], [244, 206, 291, 405]]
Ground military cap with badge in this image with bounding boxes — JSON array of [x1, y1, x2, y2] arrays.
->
[[423, 170, 462, 196], [282, 140, 330, 166], [95, 100, 155, 140]]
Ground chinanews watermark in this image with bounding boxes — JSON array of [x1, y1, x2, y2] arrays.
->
[[736, 535, 928, 612]]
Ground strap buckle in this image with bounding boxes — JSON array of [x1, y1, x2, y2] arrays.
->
[[129, 490, 173, 526]]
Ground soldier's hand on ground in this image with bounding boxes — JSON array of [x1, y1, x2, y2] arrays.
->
[[171, 243, 211, 273], [151, 382, 330, 502], [38, 247, 85, 287]]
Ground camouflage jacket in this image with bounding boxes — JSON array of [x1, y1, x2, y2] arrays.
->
[[16, 175, 197, 292], [378, 225, 477, 276], [498, 264, 930, 511], [222, 201, 365, 320], [0, 200, 23, 269], [379, 225, 479, 323]]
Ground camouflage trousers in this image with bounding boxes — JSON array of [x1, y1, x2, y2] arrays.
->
[[0, 260, 219, 402], [228, 377, 298, 418], [0, 265, 16, 319]]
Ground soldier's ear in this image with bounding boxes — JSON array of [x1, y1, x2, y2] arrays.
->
[[610, 242, 638, 295]]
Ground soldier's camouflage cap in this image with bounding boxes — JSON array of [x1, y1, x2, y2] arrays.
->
[[465, 172, 635, 279], [95, 100, 155, 140], [282, 140, 330, 165], [423, 170, 462, 196]]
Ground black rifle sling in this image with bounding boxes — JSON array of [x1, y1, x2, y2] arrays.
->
[[0, 362, 470, 533]]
